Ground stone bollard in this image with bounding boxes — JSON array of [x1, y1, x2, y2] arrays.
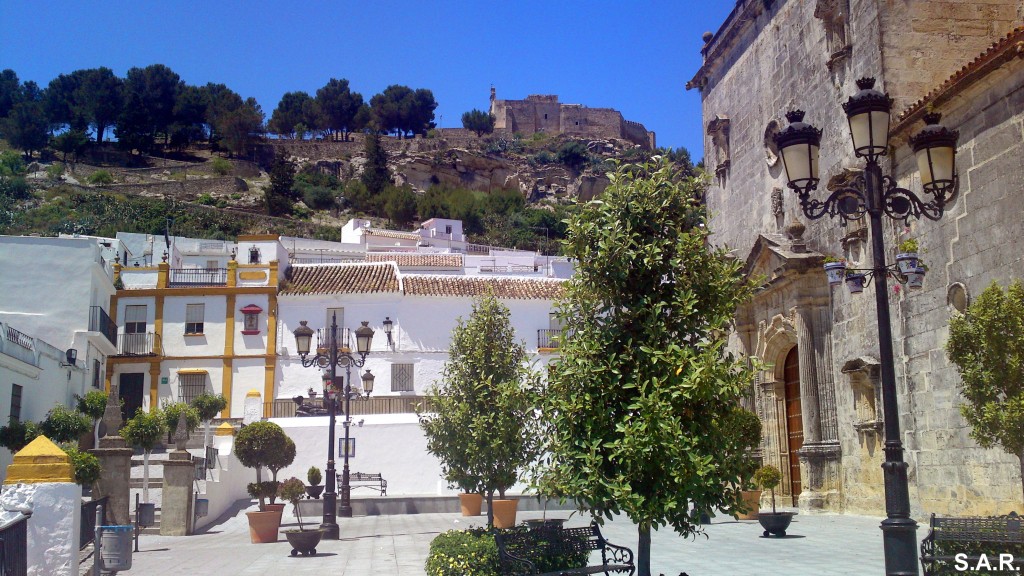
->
[[90, 383, 132, 526], [2, 436, 82, 576], [161, 411, 196, 536]]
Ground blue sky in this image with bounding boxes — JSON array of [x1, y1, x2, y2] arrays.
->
[[0, 1, 733, 160]]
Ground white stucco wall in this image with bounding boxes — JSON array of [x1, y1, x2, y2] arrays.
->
[[162, 296, 228, 357]]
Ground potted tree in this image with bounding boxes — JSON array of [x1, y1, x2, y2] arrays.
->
[[306, 466, 324, 499], [823, 256, 847, 287], [753, 465, 795, 537], [235, 421, 294, 543], [897, 238, 927, 290], [279, 477, 323, 556]]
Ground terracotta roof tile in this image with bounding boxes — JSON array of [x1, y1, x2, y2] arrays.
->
[[404, 275, 564, 300], [895, 26, 1024, 130], [282, 263, 400, 295], [366, 253, 463, 268], [364, 228, 421, 241]]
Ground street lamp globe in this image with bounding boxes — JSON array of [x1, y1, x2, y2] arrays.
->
[[842, 77, 894, 162], [775, 110, 822, 193], [355, 321, 374, 355], [910, 112, 959, 196], [293, 320, 314, 358], [361, 369, 375, 396]]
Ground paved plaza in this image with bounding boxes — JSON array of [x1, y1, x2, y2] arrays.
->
[[122, 501, 888, 575]]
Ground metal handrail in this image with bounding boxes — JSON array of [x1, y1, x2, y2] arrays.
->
[[115, 332, 159, 356], [3, 326, 33, 350], [168, 268, 227, 287], [537, 329, 563, 349], [89, 306, 118, 347], [80, 496, 108, 550]]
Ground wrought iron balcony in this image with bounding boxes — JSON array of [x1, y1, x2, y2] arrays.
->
[[89, 306, 118, 347], [168, 268, 227, 287], [114, 332, 160, 356], [537, 328, 563, 350]]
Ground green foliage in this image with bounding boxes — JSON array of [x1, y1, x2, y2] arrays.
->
[[45, 163, 65, 181], [278, 477, 307, 528], [120, 409, 166, 452], [0, 419, 41, 452], [307, 465, 322, 486], [63, 444, 102, 488], [210, 156, 232, 175], [86, 170, 114, 185], [360, 132, 391, 196], [753, 465, 782, 513], [383, 184, 417, 227], [947, 280, 1024, 500], [0, 175, 30, 200], [425, 528, 501, 576], [369, 85, 437, 137], [2, 86, 49, 157], [898, 237, 919, 253], [556, 141, 589, 170], [315, 78, 364, 138], [197, 193, 216, 205], [162, 402, 201, 436], [418, 294, 541, 526], [268, 91, 319, 137], [190, 393, 227, 421], [51, 130, 90, 163], [76, 390, 109, 420], [235, 421, 293, 505], [538, 160, 760, 574], [461, 109, 495, 137], [40, 404, 91, 443], [0, 150, 25, 176], [302, 186, 337, 210], [247, 481, 278, 501]]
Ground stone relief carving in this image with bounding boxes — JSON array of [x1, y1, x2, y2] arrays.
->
[[814, 0, 852, 70], [707, 116, 731, 183]]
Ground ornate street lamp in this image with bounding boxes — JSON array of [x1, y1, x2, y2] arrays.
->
[[382, 316, 394, 348], [775, 77, 957, 576], [292, 314, 375, 539]]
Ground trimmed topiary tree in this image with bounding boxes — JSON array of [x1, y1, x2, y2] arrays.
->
[[76, 390, 109, 448], [235, 421, 293, 508], [161, 402, 200, 443], [0, 419, 40, 453], [190, 393, 227, 449], [120, 409, 166, 502], [40, 404, 91, 444]]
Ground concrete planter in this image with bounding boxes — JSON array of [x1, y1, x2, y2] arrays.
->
[[284, 529, 324, 556], [758, 511, 796, 537]]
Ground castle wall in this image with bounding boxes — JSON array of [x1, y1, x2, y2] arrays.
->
[[694, 0, 1024, 518], [491, 92, 654, 149]]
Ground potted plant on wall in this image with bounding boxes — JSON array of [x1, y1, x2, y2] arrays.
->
[[823, 255, 848, 287], [897, 238, 927, 290], [236, 421, 295, 543], [753, 464, 795, 537], [306, 466, 324, 499], [279, 477, 323, 556]]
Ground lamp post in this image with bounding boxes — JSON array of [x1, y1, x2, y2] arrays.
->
[[774, 78, 958, 576], [292, 314, 375, 538]]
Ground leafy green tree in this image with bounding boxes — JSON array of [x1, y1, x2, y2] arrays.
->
[[215, 97, 264, 158], [52, 129, 90, 164], [556, 141, 590, 171], [39, 404, 91, 444], [162, 401, 201, 439], [2, 81, 49, 158], [0, 419, 40, 453], [63, 444, 102, 489], [121, 409, 166, 502], [461, 109, 494, 137], [419, 293, 541, 527], [265, 152, 297, 216], [538, 160, 760, 576], [383, 185, 417, 227], [190, 392, 227, 448], [235, 421, 292, 507], [315, 78, 363, 140], [77, 67, 123, 143], [269, 91, 317, 138], [360, 131, 391, 197], [265, 437, 296, 504], [370, 85, 436, 138], [0, 69, 19, 119], [75, 390, 109, 448], [117, 64, 182, 148], [947, 280, 1024, 501]]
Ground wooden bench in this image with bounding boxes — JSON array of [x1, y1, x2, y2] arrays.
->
[[337, 472, 387, 496], [920, 512, 1024, 575], [495, 523, 635, 576]]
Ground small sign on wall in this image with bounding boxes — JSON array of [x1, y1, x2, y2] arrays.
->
[[338, 438, 356, 458], [160, 377, 169, 385]]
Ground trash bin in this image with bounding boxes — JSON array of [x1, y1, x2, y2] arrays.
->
[[195, 498, 209, 519], [100, 525, 134, 571], [137, 502, 156, 527]]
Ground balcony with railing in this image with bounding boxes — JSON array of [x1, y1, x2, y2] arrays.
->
[[265, 395, 436, 418], [88, 306, 118, 347], [114, 332, 160, 356], [168, 268, 228, 287], [537, 328, 563, 350]]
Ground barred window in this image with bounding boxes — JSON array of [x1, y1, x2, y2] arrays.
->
[[391, 363, 414, 392], [178, 372, 206, 404], [92, 358, 102, 389], [10, 384, 22, 422], [185, 304, 205, 334], [125, 305, 147, 334]]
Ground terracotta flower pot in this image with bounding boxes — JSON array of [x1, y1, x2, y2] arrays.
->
[[737, 490, 762, 520], [261, 502, 285, 525], [246, 510, 280, 543], [459, 493, 483, 516], [491, 499, 518, 528]]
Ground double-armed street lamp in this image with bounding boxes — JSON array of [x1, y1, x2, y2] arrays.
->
[[293, 314, 376, 539], [774, 78, 958, 576]]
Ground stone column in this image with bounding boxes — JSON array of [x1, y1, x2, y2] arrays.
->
[[2, 436, 82, 576], [161, 412, 196, 536], [90, 383, 133, 526], [795, 308, 823, 445]]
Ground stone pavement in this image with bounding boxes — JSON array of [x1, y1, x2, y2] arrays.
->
[[124, 502, 887, 575]]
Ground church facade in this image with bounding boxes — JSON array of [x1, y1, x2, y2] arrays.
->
[[689, 0, 1024, 517]]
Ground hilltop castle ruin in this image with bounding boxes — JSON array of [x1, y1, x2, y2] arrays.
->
[[488, 88, 655, 150]]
